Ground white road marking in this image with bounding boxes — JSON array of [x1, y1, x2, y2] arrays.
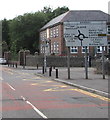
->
[[0, 77, 3, 80], [7, 83, 15, 91], [21, 96, 48, 119]]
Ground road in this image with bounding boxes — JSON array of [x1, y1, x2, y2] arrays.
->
[[0, 65, 109, 119]]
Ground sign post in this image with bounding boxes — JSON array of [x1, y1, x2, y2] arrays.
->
[[43, 44, 47, 73], [67, 47, 70, 79], [23, 51, 25, 69], [85, 46, 88, 79], [102, 46, 105, 79]]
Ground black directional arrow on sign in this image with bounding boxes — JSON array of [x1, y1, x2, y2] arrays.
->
[[75, 30, 88, 46]]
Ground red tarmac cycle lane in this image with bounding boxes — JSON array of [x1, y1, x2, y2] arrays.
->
[[2, 66, 109, 118]]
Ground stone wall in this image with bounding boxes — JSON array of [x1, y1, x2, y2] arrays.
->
[[95, 59, 110, 75], [26, 55, 87, 67]]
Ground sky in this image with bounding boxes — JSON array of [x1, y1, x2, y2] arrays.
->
[[0, 0, 110, 20]]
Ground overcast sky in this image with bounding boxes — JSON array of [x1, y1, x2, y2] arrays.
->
[[0, 0, 109, 20]]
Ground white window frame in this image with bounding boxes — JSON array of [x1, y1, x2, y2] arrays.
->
[[108, 42, 110, 54], [56, 27, 59, 37], [107, 25, 110, 35], [40, 45, 45, 53], [56, 42, 59, 53], [82, 46, 89, 53], [96, 46, 105, 53], [70, 47, 78, 53], [51, 43, 53, 53], [50, 28, 53, 38], [53, 28, 56, 37]]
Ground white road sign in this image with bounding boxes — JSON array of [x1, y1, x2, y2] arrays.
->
[[64, 21, 107, 46]]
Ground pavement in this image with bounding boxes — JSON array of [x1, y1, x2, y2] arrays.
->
[[5, 65, 110, 97], [39, 67, 109, 98]]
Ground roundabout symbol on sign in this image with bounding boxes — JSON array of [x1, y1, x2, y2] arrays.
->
[[75, 30, 88, 46]]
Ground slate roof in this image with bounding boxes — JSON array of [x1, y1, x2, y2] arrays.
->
[[40, 10, 110, 31]]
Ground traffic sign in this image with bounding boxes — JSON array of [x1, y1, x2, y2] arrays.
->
[[64, 21, 107, 46]]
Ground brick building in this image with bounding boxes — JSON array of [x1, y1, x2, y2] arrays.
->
[[39, 10, 110, 57]]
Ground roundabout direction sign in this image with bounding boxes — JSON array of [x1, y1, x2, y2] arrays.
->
[[64, 21, 107, 80], [64, 21, 107, 46]]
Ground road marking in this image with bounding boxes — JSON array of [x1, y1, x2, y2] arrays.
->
[[21, 96, 48, 119], [7, 83, 15, 91], [0, 77, 3, 80], [44, 88, 77, 92], [46, 81, 53, 83], [31, 83, 39, 86], [22, 77, 42, 81], [55, 79, 109, 96], [44, 86, 110, 102], [7, 71, 13, 75], [74, 88, 110, 102], [44, 86, 70, 92], [3, 68, 14, 75]]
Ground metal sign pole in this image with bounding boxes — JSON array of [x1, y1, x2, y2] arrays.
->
[[85, 46, 88, 79], [23, 51, 25, 69], [102, 46, 105, 79], [67, 47, 70, 79], [44, 46, 47, 73]]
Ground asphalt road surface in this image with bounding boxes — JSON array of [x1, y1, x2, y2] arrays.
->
[[1, 65, 109, 119]]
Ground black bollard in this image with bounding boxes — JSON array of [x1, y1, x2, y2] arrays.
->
[[49, 67, 51, 76], [37, 64, 38, 69], [15, 63, 17, 68], [50, 66, 52, 72], [56, 69, 58, 78], [53, 66, 55, 69], [42, 66, 44, 74]]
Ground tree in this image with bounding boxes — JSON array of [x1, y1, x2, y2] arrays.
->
[[52, 6, 69, 18], [2, 19, 10, 46], [9, 12, 47, 54], [4, 6, 69, 55]]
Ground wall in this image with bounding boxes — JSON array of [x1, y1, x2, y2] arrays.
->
[[26, 55, 87, 67], [95, 59, 110, 75]]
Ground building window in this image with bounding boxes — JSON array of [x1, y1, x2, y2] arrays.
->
[[51, 43, 53, 53], [97, 46, 102, 53], [50, 26, 59, 38], [96, 46, 105, 53], [56, 27, 59, 37], [50, 28, 53, 38], [52, 42, 59, 53], [108, 42, 110, 54], [40, 45, 44, 53], [40, 45, 42, 53], [107, 25, 110, 35], [40, 33, 44, 41], [53, 28, 56, 37], [44, 32, 46, 38], [82, 47, 89, 53], [56, 42, 59, 53], [70, 47, 78, 53]]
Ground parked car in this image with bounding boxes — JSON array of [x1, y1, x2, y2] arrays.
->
[[0, 58, 7, 65]]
